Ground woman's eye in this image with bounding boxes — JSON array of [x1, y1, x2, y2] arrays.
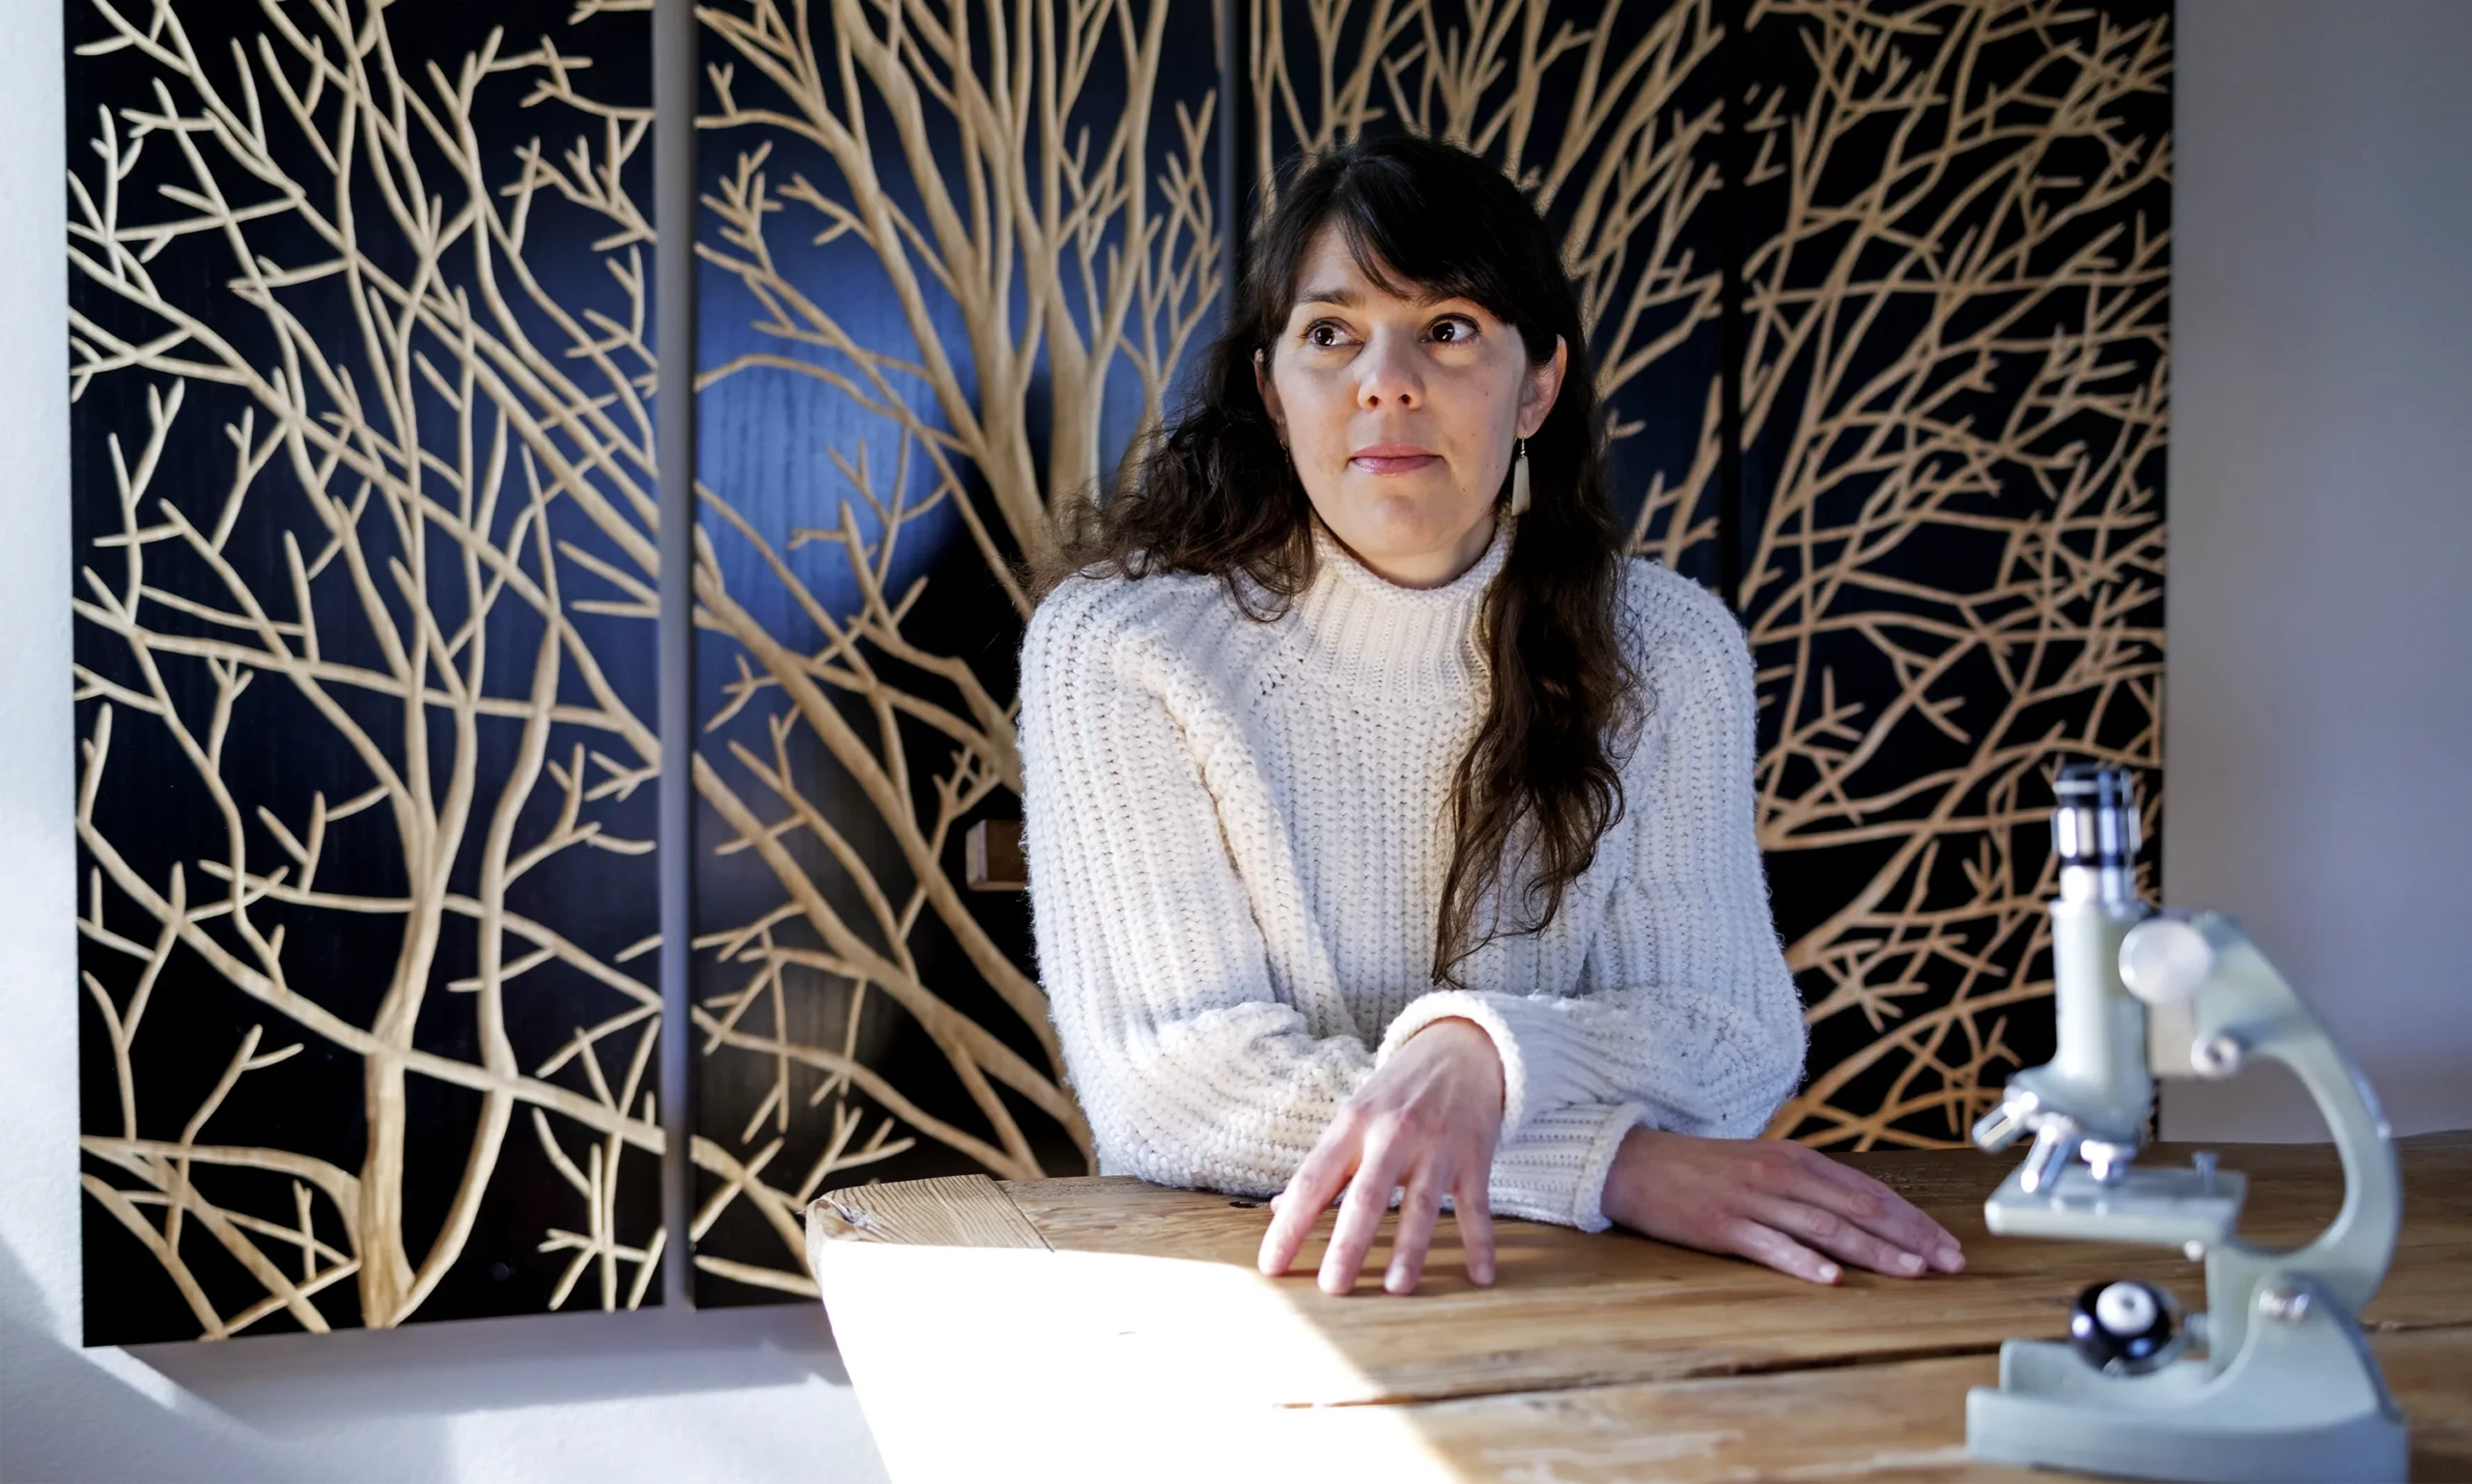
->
[[1429, 316, 1480, 345], [1305, 322, 1348, 349]]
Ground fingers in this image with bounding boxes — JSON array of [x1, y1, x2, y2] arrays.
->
[[1722, 1217, 1840, 1286], [1384, 1167, 1446, 1295], [1795, 1157, 1965, 1273], [1454, 1175, 1497, 1287], [1751, 1193, 1928, 1278], [1258, 1132, 1359, 1278], [1318, 1142, 1407, 1294]]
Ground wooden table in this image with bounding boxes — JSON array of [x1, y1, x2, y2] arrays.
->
[[805, 1134, 2472, 1481]]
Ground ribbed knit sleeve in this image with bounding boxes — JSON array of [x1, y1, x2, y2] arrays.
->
[[1019, 577, 1372, 1198], [1373, 566, 1808, 1230]]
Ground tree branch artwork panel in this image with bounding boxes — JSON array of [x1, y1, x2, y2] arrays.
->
[[1239, 0, 2171, 1152], [68, 0, 668, 1341], [1739, 0, 2170, 1150], [686, 0, 1222, 1299], [62, 0, 2170, 1338]]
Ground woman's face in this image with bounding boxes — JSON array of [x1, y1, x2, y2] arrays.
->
[[1256, 226, 1566, 588]]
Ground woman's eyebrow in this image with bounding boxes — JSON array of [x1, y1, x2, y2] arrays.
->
[[1293, 283, 1462, 310]]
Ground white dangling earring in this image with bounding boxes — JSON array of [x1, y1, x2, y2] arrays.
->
[[1508, 436, 1531, 517]]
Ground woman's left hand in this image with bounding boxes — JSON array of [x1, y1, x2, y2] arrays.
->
[[1256, 1017, 1504, 1295], [1601, 1127, 1965, 1283]]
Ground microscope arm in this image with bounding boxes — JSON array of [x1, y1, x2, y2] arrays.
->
[[2123, 912, 2402, 1346]]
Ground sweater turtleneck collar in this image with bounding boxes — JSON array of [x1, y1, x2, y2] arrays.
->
[[1289, 516, 1506, 700]]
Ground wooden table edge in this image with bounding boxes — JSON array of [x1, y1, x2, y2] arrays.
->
[[804, 1172, 1051, 1285]]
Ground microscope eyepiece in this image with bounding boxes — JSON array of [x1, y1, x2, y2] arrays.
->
[[2053, 763, 2141, 868]]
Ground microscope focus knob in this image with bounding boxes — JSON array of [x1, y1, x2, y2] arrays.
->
[[2069, 1279, 2182, 1376], [2121, 916, 2215, 1005]]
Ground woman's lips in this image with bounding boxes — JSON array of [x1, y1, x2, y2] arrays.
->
[[1348, 445, 1441, 475]]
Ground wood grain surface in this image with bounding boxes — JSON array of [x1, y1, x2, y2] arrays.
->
[[808, 1135, 2472, 1480], [1364, 1327, 2472, 1482], [809, 1175, 1048, 1253], [989, 1134, 2472, 1402]]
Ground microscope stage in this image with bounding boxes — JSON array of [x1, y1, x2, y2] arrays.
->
[[1984, 1162, 2247, 1247]]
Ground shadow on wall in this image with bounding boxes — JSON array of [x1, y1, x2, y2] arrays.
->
[[2, 1237, 331, 1482], [2, 1229, 851, 1483]]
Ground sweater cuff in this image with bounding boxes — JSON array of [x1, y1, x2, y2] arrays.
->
[[1488, 1103, 1655, 1232], [1378, 990, 1531, 1144]]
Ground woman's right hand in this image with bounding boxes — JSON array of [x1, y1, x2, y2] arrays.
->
[[1255, 1017, 1504, 1295], [1601, 1127, 1964, 1283]]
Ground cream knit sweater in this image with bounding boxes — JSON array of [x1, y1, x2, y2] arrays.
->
[[1018, 520, 1806, 1231]]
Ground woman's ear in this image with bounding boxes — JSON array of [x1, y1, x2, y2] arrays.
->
[[1516, 335, 1569, 439], [1253, 348, 1288, 445]]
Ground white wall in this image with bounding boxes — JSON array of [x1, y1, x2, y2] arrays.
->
[[2163, 0, 2472, 1141], [0, 5, 886, 1480]]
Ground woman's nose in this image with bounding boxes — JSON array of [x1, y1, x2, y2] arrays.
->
[[1355, 332, 1423, 409]]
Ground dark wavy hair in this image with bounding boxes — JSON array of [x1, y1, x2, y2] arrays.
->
[[1044, 134, 1641, 984]]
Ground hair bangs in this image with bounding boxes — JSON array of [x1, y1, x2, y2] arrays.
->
[[1335, 174, 1511, 321], [1269, 149, 1545, 362]]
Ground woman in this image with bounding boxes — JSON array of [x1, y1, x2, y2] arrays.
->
[[1019, 135, 1962, 1297]]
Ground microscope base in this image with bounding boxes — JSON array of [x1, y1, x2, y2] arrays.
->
[[1966, 1291, 2406, 1484]]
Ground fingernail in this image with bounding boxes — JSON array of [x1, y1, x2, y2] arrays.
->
[[1472, 1263, 1495, 1286], [1897, 1251, 1925, 1274], [1939, 1245, 1965, 1272], [1818, 1262, 1841, 1283]]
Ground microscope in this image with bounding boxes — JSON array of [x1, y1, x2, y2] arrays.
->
[[1965, 764, 2409, 1482]]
